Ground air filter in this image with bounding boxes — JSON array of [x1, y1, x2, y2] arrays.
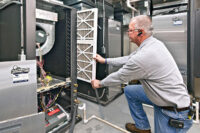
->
[[77, 8, 98, 82]]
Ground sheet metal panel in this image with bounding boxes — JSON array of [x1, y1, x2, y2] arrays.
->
[[0, 3, 21, 61], [152, 12, 187, 84], [0, 113, 45, 133], [0, 60, 38, 121], [107, 19, 122, 73]]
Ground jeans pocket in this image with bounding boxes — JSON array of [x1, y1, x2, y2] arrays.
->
[[161, 109, 190, 119], [161, 109, 193, 130], [161, 109, 179, 119]]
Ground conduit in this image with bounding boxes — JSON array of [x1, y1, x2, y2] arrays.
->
[[78, 103, 131, 133], [126, 0, 139, 12]]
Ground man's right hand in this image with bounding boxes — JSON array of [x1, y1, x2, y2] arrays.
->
[[93, 54, 106, 64], [91, 79, 101, 89]]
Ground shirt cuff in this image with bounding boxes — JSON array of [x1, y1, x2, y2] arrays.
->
[[99, 80, 105, 87], [106, 58, 113, 65]]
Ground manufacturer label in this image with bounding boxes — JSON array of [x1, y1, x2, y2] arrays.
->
[[11, 65, 30, 83], [13, 74, 29, 83], [57, 113, 65, 119], [173, 20, 183, 25], [48, 108, 60, 116]]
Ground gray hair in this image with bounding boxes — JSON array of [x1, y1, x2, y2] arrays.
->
[[131, 15, 153, 36]]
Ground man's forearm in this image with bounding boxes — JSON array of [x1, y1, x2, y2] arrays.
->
[[100, 72, 123, 87], [106, 55, 129, 67]]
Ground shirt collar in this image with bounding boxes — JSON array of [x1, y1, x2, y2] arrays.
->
[[138, 36, 153, 49]]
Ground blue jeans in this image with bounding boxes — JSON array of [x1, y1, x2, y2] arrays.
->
[[124, 85, 193, 133]]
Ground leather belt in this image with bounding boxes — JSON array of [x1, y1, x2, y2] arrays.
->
[[161, 106, 190, 112]]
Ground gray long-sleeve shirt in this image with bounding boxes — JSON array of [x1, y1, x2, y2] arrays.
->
[[100, 36, 190, 108]]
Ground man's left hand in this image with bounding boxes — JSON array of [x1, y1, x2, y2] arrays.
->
[[91, 79, 101, 89]]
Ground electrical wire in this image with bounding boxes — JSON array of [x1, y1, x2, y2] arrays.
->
[[46, 97, 53, 108], [64, 105, 72, 110], [77, 88, 106, 101], [36, 43, 48, 86], [94, 89, 105, 119], [97, 88, 106, 99], [69, 104, 78, 133], [37, 60, 46, 79], [46, 87, 64, 108], [39, 87, 64, 113], [36, 43, 42, 62]]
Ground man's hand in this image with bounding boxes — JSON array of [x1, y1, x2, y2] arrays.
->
[[91, 79, 101, 89], [93, 54, 105, 64]]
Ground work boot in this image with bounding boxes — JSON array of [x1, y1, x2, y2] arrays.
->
[[125, 123, 151, 133]]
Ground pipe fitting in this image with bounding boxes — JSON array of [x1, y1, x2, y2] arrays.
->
[[78, 103, 86, 110], [126, 0, 139, 12]]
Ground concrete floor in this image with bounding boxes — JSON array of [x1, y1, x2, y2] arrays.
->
[[68, 94, 200, 133]]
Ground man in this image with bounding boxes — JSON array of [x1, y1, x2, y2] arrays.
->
[[91, 15, 193, 133]]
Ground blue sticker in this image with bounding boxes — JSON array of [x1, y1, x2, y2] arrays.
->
[[173, 20, 183, 25]]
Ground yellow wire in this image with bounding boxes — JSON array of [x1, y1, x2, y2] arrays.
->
[[40, 94, 46, 112], [47, 87, 64, 108]]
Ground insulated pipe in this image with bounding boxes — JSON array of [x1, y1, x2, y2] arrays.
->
[[78, 103, 131, 133], [19, 0, 26, 61], [0, 0, 26, 60], [19, 0, 26, 60], [20, 0, 24, 48], [126, 0, 139, 13], [93, 116, 131, 133], [0, 1, 21, 10], [102, 0, 106, 54]]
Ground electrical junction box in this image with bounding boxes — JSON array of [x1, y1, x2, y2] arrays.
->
[[45, 104, 70, 132]]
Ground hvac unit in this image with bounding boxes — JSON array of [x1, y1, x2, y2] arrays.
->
[[0, 0, 80, 132]]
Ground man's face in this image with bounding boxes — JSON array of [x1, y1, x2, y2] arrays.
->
[[128, 22, 138, 43]]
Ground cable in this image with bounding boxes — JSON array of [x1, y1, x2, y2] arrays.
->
[[68, 104, 78, 133], [64, 105, 72, 110], [36, 43, 49, 86], [47, 87, 64, 108], [98, 88, 106, 99], [77, 88, 106, 101], [40, 93, 46, 112], [95, 89, 100, 103], [94, 89, 105, 119]]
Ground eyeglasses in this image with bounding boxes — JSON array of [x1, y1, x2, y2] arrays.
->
[[127, 29, 139, 33]]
